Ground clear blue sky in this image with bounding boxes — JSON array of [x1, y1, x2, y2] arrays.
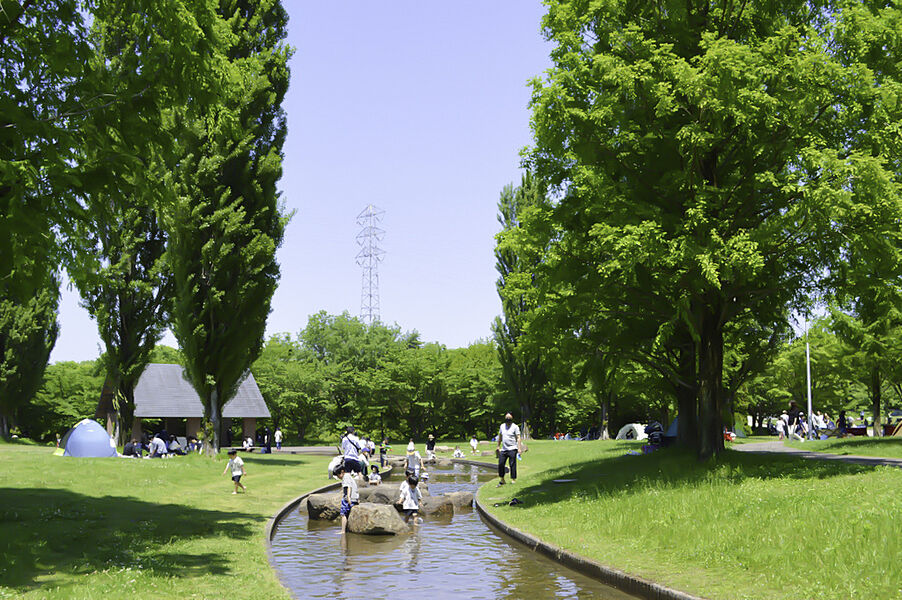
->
[[50, 1, 552, 363]]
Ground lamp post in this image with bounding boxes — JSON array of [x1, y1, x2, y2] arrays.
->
[[805, 319, 814, 439]]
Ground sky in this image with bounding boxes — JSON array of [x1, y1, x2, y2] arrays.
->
[[49, 1, 553, 363]]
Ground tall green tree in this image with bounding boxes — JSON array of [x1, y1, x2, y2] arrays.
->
[[493, 171, 550, 438], [167, 0, 290, 452], [525, 0, 902, 458]]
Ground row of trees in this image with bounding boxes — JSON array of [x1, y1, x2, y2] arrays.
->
[[1, 0, 290, 451], [492, 0, 902, 457]]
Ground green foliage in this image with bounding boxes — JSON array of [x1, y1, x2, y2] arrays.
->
[[518, 0, 902, 457], [252, 314, 504, 442], [167, 0, 291, 451], [17, 359, 102, 441]]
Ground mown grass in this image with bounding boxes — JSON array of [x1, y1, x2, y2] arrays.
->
[[478, 439, 902, 600], [785, 436, 902, 459], [0, 444, 331, 599]]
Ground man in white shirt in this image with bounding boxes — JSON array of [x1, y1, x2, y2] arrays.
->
[[497, 413, 521, 486], [340, 426, 363, 475]]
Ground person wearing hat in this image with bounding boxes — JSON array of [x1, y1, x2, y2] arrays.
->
[[405, 440, 424, 478], [425, 433, 437, 460], [497, 412, 522, 486], [341, 426, 364, 475]]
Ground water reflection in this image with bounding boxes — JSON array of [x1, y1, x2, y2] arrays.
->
[[270, 464, 637, 600]]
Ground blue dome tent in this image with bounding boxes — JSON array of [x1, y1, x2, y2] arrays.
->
[[57, 419, 117, 457]]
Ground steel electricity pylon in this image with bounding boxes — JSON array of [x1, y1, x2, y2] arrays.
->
[[356, 205, 385, 325]]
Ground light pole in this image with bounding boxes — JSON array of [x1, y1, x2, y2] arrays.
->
[[805, 318, 814, 439]]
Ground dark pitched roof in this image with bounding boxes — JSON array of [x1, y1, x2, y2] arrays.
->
[[134, 364, 270, 418]]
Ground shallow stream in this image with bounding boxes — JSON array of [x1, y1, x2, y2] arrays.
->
[[269, 463, 638, 600]]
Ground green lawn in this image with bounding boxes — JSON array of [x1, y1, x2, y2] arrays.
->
[[0, 443, 331, 599], [478, 439, 902, 600], [785, 436, 902, 459]]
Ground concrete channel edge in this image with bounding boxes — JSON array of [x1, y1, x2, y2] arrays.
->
[[454, 458, 706, 600]]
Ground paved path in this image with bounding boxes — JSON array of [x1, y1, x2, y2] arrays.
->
[[732, 441, 902, 468]]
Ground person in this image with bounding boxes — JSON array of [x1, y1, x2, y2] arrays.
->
[[341, 426, 364, 476], [399, 474, 422, 526], [469, 436, 478, 454], [263, 427, 272, 454], [813, 411, 826, 434], [837, 410, 850, 437], [379, 438, 391, 468], [149, 434, 168, 458], [336, 463, 358, 534], [368, 465, 382, 485], [186, 437, 200, 453], [775, 415, 786, 440], [453, 446, 464, 458], [223, 449, 246, 494], [497, 412, 521, 486], [405, 441, 424, 478], [167, 435, 186, 455], [274, 427, 282, 451], [787, 402, 804, 441], [243, 436, 253, 452], [122, 438, 141, 458], [425, 434, 436, 460]]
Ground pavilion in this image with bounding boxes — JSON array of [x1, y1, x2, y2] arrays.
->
[[132, 363, 270, 441]]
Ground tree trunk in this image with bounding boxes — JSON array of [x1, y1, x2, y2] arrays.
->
[[698, 310, 725, 460], [601, 392, 610, 440], [519, 401, 531, 440], [115, 383, 136, 447], [676, 343, 698, 449], [871, 366, 882, 437], [0, 413, 9, 441], [205, 388, 221, 456]]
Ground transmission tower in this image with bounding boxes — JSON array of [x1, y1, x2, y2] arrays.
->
[[356, 205, 385, 325]]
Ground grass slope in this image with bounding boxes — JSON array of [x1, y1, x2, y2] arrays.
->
[[785, 436, 902, 459], [478, 440, 902, 600], [0, 444, 331, 599]]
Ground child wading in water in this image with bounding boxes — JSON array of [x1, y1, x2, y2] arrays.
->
[[223, 450, 246, 494], [399, 474, 423, 526], [336, 463, 359, 534]]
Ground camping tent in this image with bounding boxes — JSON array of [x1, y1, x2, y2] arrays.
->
[[615, 423, 648, 441], [665, 417, 678, 438], [56, 419, 117, 457]]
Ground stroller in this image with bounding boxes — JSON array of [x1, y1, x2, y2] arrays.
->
[[644, 422, 665, 446]]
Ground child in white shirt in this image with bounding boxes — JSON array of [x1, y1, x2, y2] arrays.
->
[[368, 465, 382, 485], [336, 463, 358, 534], [399, 474, 423, 525], [222, 450, 246, 494]]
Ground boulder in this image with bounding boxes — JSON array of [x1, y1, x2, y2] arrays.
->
[[306, 493, 341, 520], [480, 450, 495, 457], [444, 491, 474, 510], [347, 502, 409, 535], [358, 484, 400, 504], [435, 458, 452, 468], [435, 445, 453, 453], [418, 494, 454, 517], [386, 457, 407, 468]]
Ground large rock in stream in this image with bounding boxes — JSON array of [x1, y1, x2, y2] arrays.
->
[[306, 493, 341, 520], [444, 491, 474, 510], [347, 503, 409, 535], [418, 494, 454, 517]]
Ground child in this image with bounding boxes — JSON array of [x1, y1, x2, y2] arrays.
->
[[469, 436, 478, 454], [405, 441, 423, 477], [453, 446, 464, 458], [368, 465, 382, 485], [223, 450, 246, 494], [336, 463, 358, 534], [379, 438, 390, 468], [399, 474, 423, 525]]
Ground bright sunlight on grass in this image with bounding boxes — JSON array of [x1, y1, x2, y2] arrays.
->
[[478, 439, 902, 600], [0, 444, 331, 599]]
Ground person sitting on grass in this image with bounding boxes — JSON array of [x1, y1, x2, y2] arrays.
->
[[399, 473, 423, 526], [168, 435, 186, 456], [223, 449, 246, 494], [122, 438, 142, 458], [149, 434, 168, 458], [335, 463, 358, 534], [453, 446, 465, 458]]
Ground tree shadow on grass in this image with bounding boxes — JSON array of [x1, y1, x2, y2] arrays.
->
[[240, 456, 323, 467], [505, 446, 882, 510], [0, 487, 258, 592]]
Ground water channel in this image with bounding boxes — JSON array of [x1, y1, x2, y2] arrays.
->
[[269, 462, 638, 600]]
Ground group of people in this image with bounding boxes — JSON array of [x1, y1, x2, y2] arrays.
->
[[333, 413, 526, 533], [774, 402, 857, 441], [121, 431, 202, 458], [240, 427, 283, 454]]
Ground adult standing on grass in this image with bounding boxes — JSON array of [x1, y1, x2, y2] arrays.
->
[[274, 427, 282, 451], [497, 412, 521, 486], [425, 433, 436, 460]]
